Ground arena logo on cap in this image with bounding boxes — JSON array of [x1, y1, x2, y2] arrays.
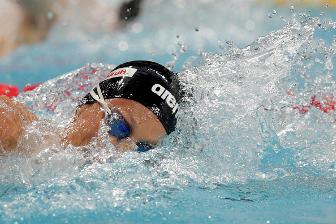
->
[[107, 67, 137, 79], [151, 84, 178, 114]]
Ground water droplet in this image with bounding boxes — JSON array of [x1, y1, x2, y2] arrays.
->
[[180, 46, 187, 53], [166, 61, 175, 70], [226, 40, 233, 48], [290, 5, 295, 12]]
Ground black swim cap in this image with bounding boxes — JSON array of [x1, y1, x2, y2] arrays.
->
[[81, 61, 180, 134]]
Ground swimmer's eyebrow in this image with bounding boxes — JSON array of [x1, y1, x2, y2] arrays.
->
[[116, 107, 137, 128]]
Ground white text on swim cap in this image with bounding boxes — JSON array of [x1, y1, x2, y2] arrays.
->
[[151, 84, 178, 114]]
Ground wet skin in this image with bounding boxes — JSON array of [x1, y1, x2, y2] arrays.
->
[[0, 96, 166, 153], [63, 98, 167, 152], [0, 96, 37, 152]]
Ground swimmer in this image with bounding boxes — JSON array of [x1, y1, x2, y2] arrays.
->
[[0, 0, 144, 57], [0, 61, 182, 153]]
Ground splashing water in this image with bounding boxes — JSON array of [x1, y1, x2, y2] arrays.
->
[[1, 13, 336, 224], [177, 15, 336, 181]]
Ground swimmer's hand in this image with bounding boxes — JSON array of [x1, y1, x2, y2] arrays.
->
[[62, 103, 104, 147], [0, 96, 37, 152]]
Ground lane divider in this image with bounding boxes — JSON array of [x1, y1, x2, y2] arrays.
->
[[0, 83, 41, 98], [2, 81, 335, 116]]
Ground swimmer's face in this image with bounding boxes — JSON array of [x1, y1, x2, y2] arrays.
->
[[63, 98, 166, 151]]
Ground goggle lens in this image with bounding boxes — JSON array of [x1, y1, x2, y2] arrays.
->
[[136, 142, 154, 152], [107, 118, 131, 139], [106, 111, 153, 152]]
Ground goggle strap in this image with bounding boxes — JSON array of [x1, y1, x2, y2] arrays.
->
[[89, 84, 112, 115]]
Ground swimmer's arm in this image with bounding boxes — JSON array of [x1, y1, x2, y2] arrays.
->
[[0, 96, 37, 152], [61, 103, 104, 147]]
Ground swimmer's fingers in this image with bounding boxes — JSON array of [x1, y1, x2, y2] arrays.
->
[[12, 102, 38, 123], [0, 108, 24, 152], [0, 95, 9, 101], [0, 98, 36, 152], [0, 95, 17, 109], [0, 95, 12, 105]]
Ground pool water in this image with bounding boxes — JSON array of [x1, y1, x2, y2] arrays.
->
[[0, 0, 284, 87], [1, 1, 336, 224]]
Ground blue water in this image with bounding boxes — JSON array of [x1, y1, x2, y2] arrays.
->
[[1, 1, 336, 224], [0, 0, 283, 87]]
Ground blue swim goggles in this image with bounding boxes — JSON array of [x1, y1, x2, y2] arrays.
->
[[105, 110, 153, 152], [89, 85, 153, 152]]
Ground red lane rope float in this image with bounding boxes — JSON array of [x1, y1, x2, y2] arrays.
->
[[0, 83, 19, 98], [0, 67, 97, 101], [23, 83, 41, 92], [0, 82, 42, 98], [291, 94, 336, 114], [310, 95, 336, 113]]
